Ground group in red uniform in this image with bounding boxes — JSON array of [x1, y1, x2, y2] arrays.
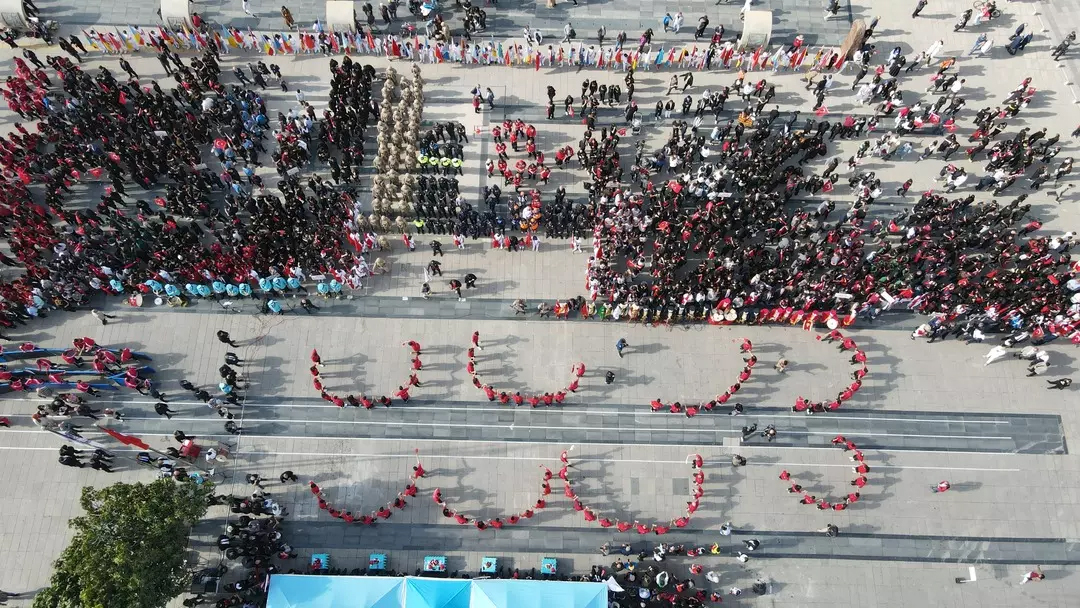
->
[[650, 340, 756, 416], [311, 450, 426, 525], [307, 341, 423, 409], [468, 329, 579, 407], [793, 330, 869, 414], [778, 434, 867, 511]]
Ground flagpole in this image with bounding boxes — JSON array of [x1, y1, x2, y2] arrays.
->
[[42, 426, 148, 469], [96, 424, 216, 475]]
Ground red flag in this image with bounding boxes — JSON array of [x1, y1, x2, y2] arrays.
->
[[99, 426, 151, 450]]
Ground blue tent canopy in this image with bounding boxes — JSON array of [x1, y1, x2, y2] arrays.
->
[[267, 575, 607, 608], [405, 578, 471, 608], [267, 575, 404, 608], [470, 579, 608, 608]]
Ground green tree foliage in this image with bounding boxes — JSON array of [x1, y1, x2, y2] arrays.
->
[[34, 478, 213, 608]]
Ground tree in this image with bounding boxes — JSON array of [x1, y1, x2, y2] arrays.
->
[[34, 478, 214, 608]]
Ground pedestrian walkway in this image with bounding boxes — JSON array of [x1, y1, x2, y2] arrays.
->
[[39, 395, 1066, 454], [279, 520, 1080, 565]]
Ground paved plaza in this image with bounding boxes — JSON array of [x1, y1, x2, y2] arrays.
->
[[1, 0, 1080, 607]]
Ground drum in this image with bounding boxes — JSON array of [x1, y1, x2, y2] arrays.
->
[[129, 293, 144, 307], [724, 309, 738, 321], [826, 317, 839, 329]]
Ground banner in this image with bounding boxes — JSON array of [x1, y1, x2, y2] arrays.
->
[[76, 24, 842, 75]]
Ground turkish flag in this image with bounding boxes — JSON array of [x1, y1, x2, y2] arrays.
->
[[99, 426, 150, 450]]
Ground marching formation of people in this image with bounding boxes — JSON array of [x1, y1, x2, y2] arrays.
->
[[21, 338, 152, 449], [209, 482, 296, 608]]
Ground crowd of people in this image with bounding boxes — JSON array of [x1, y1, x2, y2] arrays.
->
[[573, 20, 1079, 342], [205, 480, 297, 608], [0, 44, 384, 329]]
